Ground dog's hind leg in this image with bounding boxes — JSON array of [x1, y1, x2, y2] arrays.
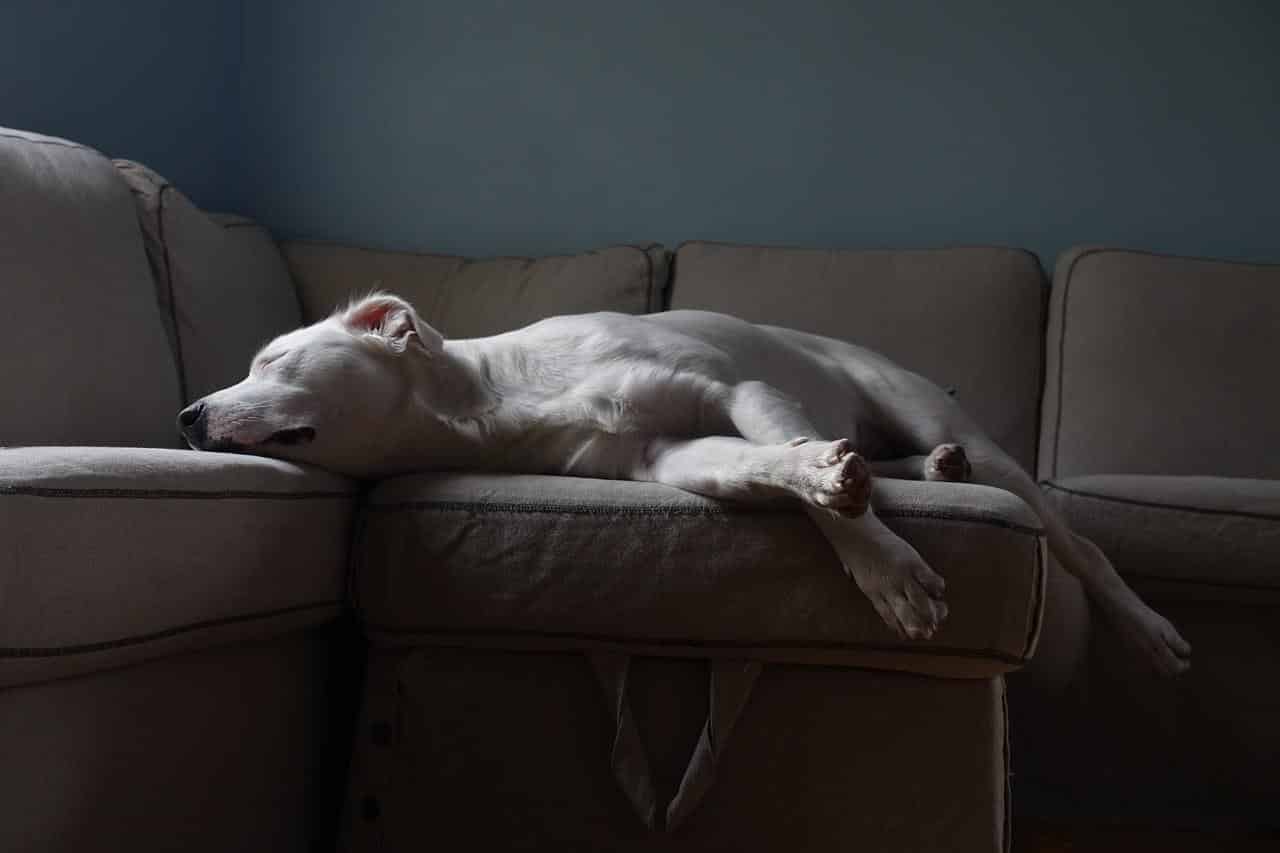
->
[[864, 370, 1191, 676], [966, 437, 1189, 677], [719, 380, 949, 640], [869, 444, 972, 482]]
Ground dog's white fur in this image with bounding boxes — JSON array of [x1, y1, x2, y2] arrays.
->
[[182, 294, 1190, 675]]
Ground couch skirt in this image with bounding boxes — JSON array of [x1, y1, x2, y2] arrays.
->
[[342, 645, 1010, 852]]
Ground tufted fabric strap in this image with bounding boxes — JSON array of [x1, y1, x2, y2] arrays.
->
[[589, 652, 658, 829], [590, 653, 762, 832], [665, 658, 762, 830]]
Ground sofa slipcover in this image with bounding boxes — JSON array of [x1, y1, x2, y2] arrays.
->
[[115, 160, 304, 404], [281, 240, 670, 332], [355, 474, 1046, 679], [0, 446, 356, 688], [1040, 247, 1280, 480], [1043, 475, 1280, 600], [669, 242, 1047, 471], [1018, 471, 1280, 825], [343, 647, 1010, 851], [1, 634, 335, 852], [0, 129, 180, 446]]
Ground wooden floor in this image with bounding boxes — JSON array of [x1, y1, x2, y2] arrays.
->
[[1014, 819, 1280, 852]]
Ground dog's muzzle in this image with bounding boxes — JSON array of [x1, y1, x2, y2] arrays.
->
[[177, 401, 208, 448]]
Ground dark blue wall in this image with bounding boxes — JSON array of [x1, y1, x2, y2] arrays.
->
[[2, 1, 242, 211], [239, 0, 1280, 263]]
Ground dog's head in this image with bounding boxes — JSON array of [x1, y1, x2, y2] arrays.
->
[[178, 293, 444, 476]]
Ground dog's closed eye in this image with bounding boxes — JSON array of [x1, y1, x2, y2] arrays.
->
[[266, 426, 316, 446], [256, 351, 288, 371]]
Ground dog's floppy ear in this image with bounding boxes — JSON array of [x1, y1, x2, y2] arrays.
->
[[341, 294, 443, 355]]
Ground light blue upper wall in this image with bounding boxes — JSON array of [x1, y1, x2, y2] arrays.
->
[[6, 2, 1276, 263], [2, 1, 242, 211], [239, 0, 1280, 263]]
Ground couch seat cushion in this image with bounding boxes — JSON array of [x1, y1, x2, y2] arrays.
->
[[1044, 475, 1280, 601], [354, 474, 1046, 678], [0, 447, 356, 687]]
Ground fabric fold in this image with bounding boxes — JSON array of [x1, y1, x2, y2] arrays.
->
[[665, 658, 762, 830], [589, 652, 658, 829]]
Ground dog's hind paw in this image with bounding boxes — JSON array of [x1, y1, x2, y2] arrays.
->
[[925, 443, 971, 482], [789, 438, 871, 517], [1108, 599, 1193, 677]]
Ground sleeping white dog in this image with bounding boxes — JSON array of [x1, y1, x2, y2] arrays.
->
[[179, 293, 1190, 675]]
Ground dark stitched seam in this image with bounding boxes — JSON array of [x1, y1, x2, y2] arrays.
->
[[156, 183, 191, 406], [673, 239, 1042, 258], [638, 244, 657, 313], [0, 131, 91, 152], [1021, 536, 1047, 660], [0, 600, 341, 658], [881, 507, 1044, 536], [1121, 573, 1279, 592], [220, 221, 266, 230], [364, 625, 1029, 666], [363, 499, 776, 517], [609, 243, 662, 314], [1029, 254, 1051, 473], [362, 499, 1044, 535], [1042, 481, 1280, 522], [1062, 245, 1280, 270], [1001, 677, 1012, 853], [284, 237, 648, 265], [1050, 248, 1099, 478], [0, 486, 352, 500], [664, 242, 681, 310]]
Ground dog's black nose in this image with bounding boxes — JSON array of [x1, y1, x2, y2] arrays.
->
[[177, 401, 207, 445], [178, 402, 204, 428]]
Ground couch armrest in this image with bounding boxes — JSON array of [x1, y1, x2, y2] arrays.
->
[[0, 446, 357, 687]]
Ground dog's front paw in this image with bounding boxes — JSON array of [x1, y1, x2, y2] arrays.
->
[[790, 438, 871, 517], [853, 546, 949, 640]]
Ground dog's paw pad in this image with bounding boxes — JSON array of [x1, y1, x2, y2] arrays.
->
[[792, 438, 870, 517], [925, 443, 971, 482]]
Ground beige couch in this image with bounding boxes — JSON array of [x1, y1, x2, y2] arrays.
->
[[0, 125, 1272, 851], [1012, 248, 1280, 827]]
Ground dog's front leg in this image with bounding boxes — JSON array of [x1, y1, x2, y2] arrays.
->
[[635, 436, 868, 514], [803, 505, 947, 639]]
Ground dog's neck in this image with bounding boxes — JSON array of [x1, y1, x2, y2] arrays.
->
[[383, 339, 508, 470], [418, 339, 499, 416]]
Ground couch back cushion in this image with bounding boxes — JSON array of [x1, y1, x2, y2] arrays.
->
[[114, 161, 303, 404], [0, 128, 181, 447], [1041, 247, 1280, 480], [670, 242, 1047, 470], [280, 241, 669, 335]]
